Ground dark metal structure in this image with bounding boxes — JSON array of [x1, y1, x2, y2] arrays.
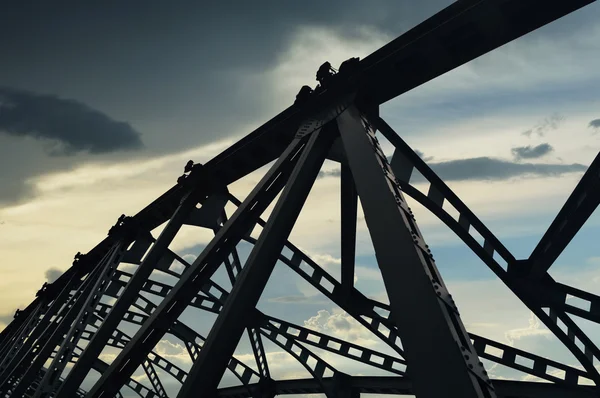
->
[[1, 0, 599, 397]]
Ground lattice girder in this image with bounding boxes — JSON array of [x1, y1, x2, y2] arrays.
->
[[2, 1, 600, 397]]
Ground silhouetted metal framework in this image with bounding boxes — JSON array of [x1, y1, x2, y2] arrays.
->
[[1, 0, 599, 397]]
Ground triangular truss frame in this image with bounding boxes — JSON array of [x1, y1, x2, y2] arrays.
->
[[2, 1, 600, 397]]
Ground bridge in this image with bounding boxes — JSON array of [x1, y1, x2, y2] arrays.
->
[[1, 1, 599, 397]]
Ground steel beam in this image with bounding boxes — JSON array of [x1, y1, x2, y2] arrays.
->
[[0, 301, 43, 370], [375, 115, 600, 385], [528, 152, 600, 277], [0, 299, 39, 354], [55, 178, 210, 398], [216, 376, 597, 398], [337, 105, 494, 398], [7, 246, 120, 398], [84, 122, 321, 398], [340, 161, 358, 298], [0, 276, 77, 382], [33, 243, 128, 398], [177, 122, 337, 397]]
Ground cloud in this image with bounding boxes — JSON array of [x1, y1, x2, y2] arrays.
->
[[425, 157, 586, 182], [44, 267, 63, 283], [504, 312, 552, 345], [0, 311, 14, 328], [521, 113, 564, 137], [318, 156, 586, 182], [511, 143, 554, 160], [303, 309, 379, 347], [589, 118, 600, 131], [414, 149, 434, 162], [0, 87, 143, 156]]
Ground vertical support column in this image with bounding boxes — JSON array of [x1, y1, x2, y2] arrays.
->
[[56, 168, 208, 398], [175, 123, 337, 397], [337, 105, 494, 398], [340, 161, 358, 299]]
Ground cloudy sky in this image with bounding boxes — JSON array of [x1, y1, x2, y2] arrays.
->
[[1, 0, 600, 396]]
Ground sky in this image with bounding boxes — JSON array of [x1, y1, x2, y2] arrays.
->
[[1, 0, 600, 397]]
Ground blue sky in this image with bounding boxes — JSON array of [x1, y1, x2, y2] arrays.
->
[[1, 1, 600, 397]]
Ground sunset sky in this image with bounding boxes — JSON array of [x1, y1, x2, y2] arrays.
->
[[1, 1, 600, 396]]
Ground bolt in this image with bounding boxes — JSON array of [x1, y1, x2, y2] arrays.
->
[[464, 355, 469, 360], [461, 346, 466, 352], [468, 364, 474, 369]]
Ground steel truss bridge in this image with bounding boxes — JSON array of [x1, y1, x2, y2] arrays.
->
[[2, 0, 600, 397]]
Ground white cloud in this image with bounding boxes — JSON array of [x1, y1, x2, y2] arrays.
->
[[154, 339, 192, 364], [504, 312, 552, 346], [303, 309, 380, 348]]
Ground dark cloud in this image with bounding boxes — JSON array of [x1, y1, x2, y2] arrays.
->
[[421, 158, 585, 182], [589, 119, 600, 131], [318, 157, 586, 182], [0, 87, 143, 156], [0, 0, 442, 205], [414, 149, 434, 162], [44, 267, 63, 283], [521, 113, 564, 137], [511, 143, 554, 160]]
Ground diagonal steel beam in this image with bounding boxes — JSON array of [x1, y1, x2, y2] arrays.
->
[[528, 152, 600, 277], [8, 245, 122, 398], [337, 105, 494, 397], [0, 301, 44, 371], [0, 249, 118, 394], [177, 121, 338, 397], [84, 123, 323, 398], [191, 193, 597, 389], [0, 299, 41, 356], [34, 242, 131, 398], [56, 171, 216, 398], [214, 213, 273, 384], [260, 324, 342, 397], [260, 315, 405, 376], [0, 268, 82, 382], [375, 115, 600, 386]]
